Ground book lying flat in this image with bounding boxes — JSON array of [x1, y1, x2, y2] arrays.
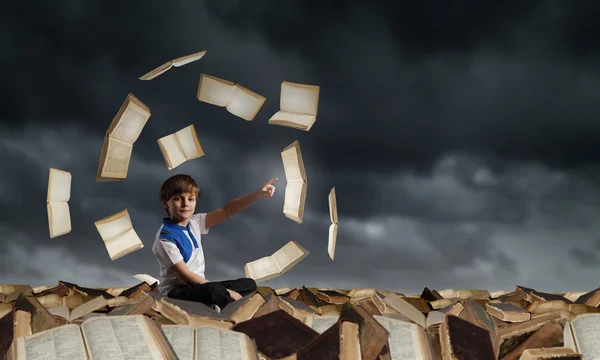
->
[[244, 241, 309, 283], [328, 187, 338, 260], [197, 74, 266, 121], [47, 168, 72, 238], [139, 50, 206, 80], [268, 81, 320, 131], [157, 124, 205, 170], [94, 209, 144, 261], [281, 140, 307, 224]]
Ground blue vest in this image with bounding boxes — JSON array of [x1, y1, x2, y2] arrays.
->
[[159, 218, 199, 263]]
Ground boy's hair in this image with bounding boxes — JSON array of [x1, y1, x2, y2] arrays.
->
[[159, 174, 200, 216]]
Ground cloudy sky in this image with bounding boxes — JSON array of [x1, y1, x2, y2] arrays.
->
[[2, 1, 600, 295]]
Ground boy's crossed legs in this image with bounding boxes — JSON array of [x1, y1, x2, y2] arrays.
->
[[167, 277, 257, 310]]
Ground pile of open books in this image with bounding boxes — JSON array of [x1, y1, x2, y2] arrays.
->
[[1, 280, 597, 359]]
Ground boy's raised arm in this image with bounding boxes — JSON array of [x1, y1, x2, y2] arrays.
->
[[205, 178, 277, 229]]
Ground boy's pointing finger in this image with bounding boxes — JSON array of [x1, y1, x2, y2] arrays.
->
[[267, 178, 278, 184]]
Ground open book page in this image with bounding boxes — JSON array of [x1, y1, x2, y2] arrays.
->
[[571, 314, 600, 358], [47, 202, 71, 238], [564, 322, 577, 351], [328, 187, 337, 224], [172, 50, 207, 67], [98, 137, 133, 180], [268, 112, 316, 131], [81, 315, 165, 360], [94, 209, 132, 241], [328, 224, 338, 261], [196, 326, 257, 360], [283, 181, 307, 223], [383, 295, 427, 329], [107, 95, 151, 144], [279, 82, 320, 116], [281, 142, 306, 182], [15, 324, 87, 360], [304, 314, 339, 334], [245, 257, 280, 283], [197, 74, 235, 107], [374, 315, 426, 360], [47, 168, 71, 203], [104, 227, 144, 261], [157, 133, 187, 170], [226, 85, 267, 121], [176, 125, 205, 160], [70, 296, 109, 322], [161, 325, 194, 360], [272, 241, 309, 274]]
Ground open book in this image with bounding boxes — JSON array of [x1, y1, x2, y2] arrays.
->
[[157, 124, 205, 170], [281, 140, 307, 224], [94, 209, 144, 261], [97, 94, 151, 182], [161, 324, 258, 360], [47, 168, 71, 238], [10, 315, 178, 360], [328, 187, 338, 260], [268, 81, 320, 131], [46, 295, 108, 323], [197, 74, 266, 121], [374, 315, 435, 360], [139, 50, 206, 80], [563, 313, 600, 358], [244, 240, 309, 283]]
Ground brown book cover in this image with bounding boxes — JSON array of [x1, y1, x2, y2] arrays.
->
[[13, 293, 60, 334], [232, 309, 319, 359], [34, 283, 70, 297], [0, 310, 14, 360], [441, 315, 495, 360], [118, 282, 152, 298], [296, 320, 341, 360], [338, 302, 389, 360], [573, 287, 600, 305], [420, 287, 443, 302], [297, 286, 323, 308], [73, 285, 115, 299]]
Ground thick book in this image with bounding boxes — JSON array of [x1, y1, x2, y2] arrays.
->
[[281, 140, 307, 224], [268, 81, 320, 131], [157, 124, 205, 170], [197, 74, 266, 121], [94, 209, 144, 261], [244, 241, 309, 283]]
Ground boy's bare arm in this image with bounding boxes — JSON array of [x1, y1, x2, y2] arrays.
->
[[205, 178, 278, 229], [172, 261, 209, 284]]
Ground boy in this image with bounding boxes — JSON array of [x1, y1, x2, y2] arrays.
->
[[152, 174, 277, 311]]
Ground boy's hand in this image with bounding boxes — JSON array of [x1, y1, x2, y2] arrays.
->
[[259, 178, 278, 197], [227, 289, 242, 301]]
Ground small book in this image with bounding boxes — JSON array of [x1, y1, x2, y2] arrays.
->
[[281, 140, 307, 224], [520, 347, 582, 360], [486, 302, 531, 322], [197, 74, 266, 121], [139, 50, 207, 80], [46, 295, 108, 323], [268, 81, 320, 131], [94, 209, 144, 261], [328, 187, 338, 260], [134, 274, 160, 286], [47, 168, 72, 238], [244, 240, 309, 283], [157, 124, 205, 170], [97, 94, 151, 182]]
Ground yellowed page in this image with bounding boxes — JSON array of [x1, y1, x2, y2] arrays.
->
[[563, 322, 577, 352], [244, 257, 280, 283], [268, 111, 316, 131], [328, 223, 337, 261], [161, 325, 194, 360], [374, 315, 425, 360], [99, 137, 133, 179], [571, 314, 600, 358], [340, 321, 361, 360], [383, 295, 427, 329], [134, 274, 160, 286], [226, 85, 267, 121], [108, 101, 151, 144], [81, 315, 165, 360], [15, 324, 87, 360], [272, 241, 309, 274], [104, 227, 144, 261], [94, 210, 132, 241], [328, 187, 337, 224], [195, 325, 255, 360], [139, 62, 172, 81], [304, 314, 339, 334], [70, 296, 109, 322], [281, 142, 305, 182], [197, 74, 235, 107], [47, 305, 70, 321], [172, 50, 207, 67], [47, 168, 71, 202], [279, 82, 319, 116], [283, 181, 306, 223], [176, 125, 205, 160], [48, 202, 71, 238], [157, 133, 187, 170]]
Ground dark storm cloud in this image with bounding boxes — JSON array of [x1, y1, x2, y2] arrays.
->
[[569, 248, 599, 268]]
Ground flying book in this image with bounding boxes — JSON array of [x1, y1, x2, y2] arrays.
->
[[96, 94, 151, 182], [139, 50, 207, 80], [157, 124, 205, 170], [281, 141, 307, 224], [94, 209, 144, 261], [244, 240, 309, 283], [196, 74, 266, 121], [328, 187, 338, 260], [47, 168, 72, 238], [268, 81, 320, 131]]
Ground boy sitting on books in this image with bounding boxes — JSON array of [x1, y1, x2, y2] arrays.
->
[[152, 174, 277, 311]]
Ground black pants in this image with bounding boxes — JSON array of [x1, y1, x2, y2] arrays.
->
[[167, 277, 257, 309]]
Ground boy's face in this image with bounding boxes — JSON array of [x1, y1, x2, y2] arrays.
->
[[164, 192, 197, 222]]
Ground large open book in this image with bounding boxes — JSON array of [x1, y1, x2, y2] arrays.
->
[[197, 74, 266, 121], [96, 94, 151, 182], [281, 141, 307, 224], [139, 50, 206, 80], [268, 81, 320, 131], [161, 324, 258, 360], [9, 315, 178, 360], [244, 241, 309, 283], [374, 315, 435, 360], [328, 187, 338, 260], [563, 313, 600, 358], [94, 209, 144, 261], [157, 124, 205, 170], [47, 168, 71, 238]]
